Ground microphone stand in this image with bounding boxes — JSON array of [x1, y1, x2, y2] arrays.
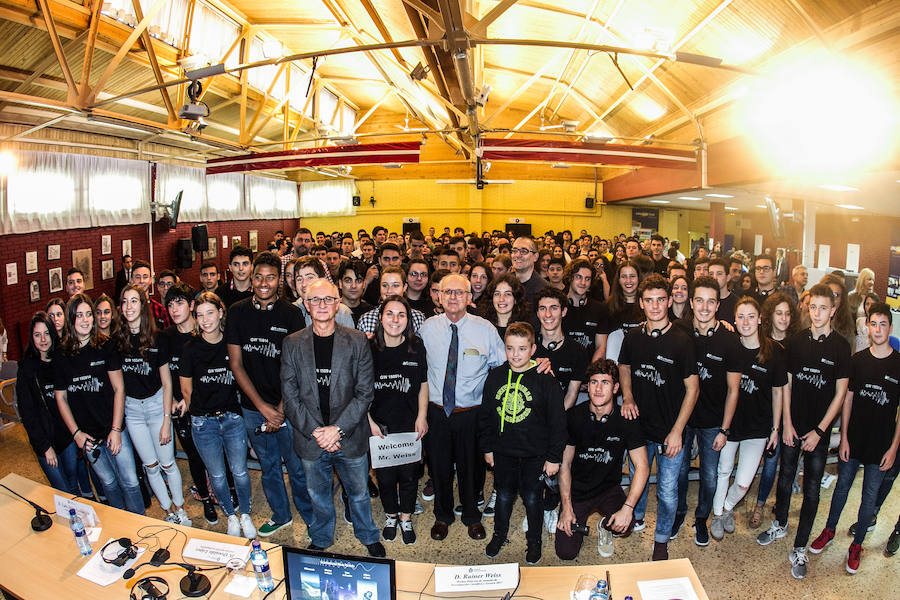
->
[[0, 483, 53, 532], [124, 560, 216, 597]]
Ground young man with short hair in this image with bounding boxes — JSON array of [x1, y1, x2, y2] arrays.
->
[[156, 270, 179, 303], [131, 260, 171, 329], [406, 258, 434, 315], [362, 242, 403, 306], [751, 254, 778, 304], [339, 261, 372, 326], [341, 234, 356, 258], [226, 252, 313, 536], [624, 238, 642, 260], [692, 256, 710, 280], [199, 261, 220, 293], [807, 302, 899, 574], [324, 247, 343, 281], [435, 248, 461, 274], [534, 287, 589, 411], [709, 258, 738, 326], [546, 258, 566, 290], [757, 283, 851, 580], [555, 359, 649, 560], [673, 276, 741, 545], [65, 268, 85, 297], [359, 238, 376, 266], [407, 230, 427, 261], [561, 259, 609, 364], [216, 246, 253, 308], [372, 226, 388, 248], [650, 234, 669, 276], [619, 274, 699, 561]]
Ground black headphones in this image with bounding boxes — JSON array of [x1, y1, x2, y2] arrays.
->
[[568, 297, 586, 307], [101, 537, 138, 567], [546, 339, 562, 351], [645, 322, 670, 338], [694, 322, 719, 338], [252, 296, 276, 311], [808, 331, 827, 342], [590, 410, 611, 424], [129, 576, 168, 600]]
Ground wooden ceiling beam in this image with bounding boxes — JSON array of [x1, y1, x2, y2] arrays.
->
[[359, 0, 407, 67], [400, 0, 444, 31], [36, 0, 78, 103], [470, 0, 519, 37], [131, 0, 177, 124], [77, 0, 103, 105]]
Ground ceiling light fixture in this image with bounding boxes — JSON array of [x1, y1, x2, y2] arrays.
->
[[678, 196, 702, 200], [835, 204, 864, 210], [649, 199, 670, 204], [725, 206, 738, 210], [551, 163, 570, 168], [817, 184, 859, 192], [706, 193, 734, 198], [409, 62, 429, 81]]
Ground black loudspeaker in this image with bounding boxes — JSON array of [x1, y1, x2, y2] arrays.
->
[[505, 223, 532, 237], [176, 239, 193, 269], [352, 195, 361, 207], [402, 221, 421, 234], [191, 224, 208, 251], [585, 197, 595, 209]]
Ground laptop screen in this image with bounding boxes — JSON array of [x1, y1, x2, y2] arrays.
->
[[282, 546, 396, 600]]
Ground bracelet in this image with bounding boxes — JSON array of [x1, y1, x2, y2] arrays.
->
[[111, 425, 123, 433], [623, 502, 634, 510], [813, 426, 825, 437], [73, 428, 81, 438]]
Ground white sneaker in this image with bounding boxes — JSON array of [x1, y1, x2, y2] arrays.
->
[[164, 512, 179, 524], [239, 514, 256, 539], [482, 491, 497, 518], [175, 507, 192, 527], [226, 514, 241, 537], [414, 500, 424, 515], [597, 518, 614, 558], [543, 509, 559, 533]]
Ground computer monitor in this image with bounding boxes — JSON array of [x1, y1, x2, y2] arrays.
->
[[283, 546, 396, 600]]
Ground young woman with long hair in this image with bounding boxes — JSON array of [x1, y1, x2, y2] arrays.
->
[[116, 284, 190, 525], [605, 261, 643, 361], [847, 268, 875, 317], [46, 298, 66, 340], [822, 273, 856, 349], [181, 292, 256, 539], [481, 274, 531, 340], [368, 296, 429, 545], [17, 312, 77, 493], [468, 262, 490, 310], [711, 297, 787, 539], [668, 274, 691, 322], [55, 293, 145, 514], [94, 293, 119, 338]]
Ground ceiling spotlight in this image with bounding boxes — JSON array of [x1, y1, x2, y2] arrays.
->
[[409, 62, 429, 81]]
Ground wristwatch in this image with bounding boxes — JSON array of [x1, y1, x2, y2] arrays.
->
[[718, 428, 730, 437], [813, 426, 825, 437], [336, 427, 346, 439]]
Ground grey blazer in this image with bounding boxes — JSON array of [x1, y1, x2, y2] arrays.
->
[[281, 324, 374, 460]]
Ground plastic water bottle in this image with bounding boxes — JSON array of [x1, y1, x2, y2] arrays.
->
[[69, 508, 92, 556], [250, 540, 274, 592]]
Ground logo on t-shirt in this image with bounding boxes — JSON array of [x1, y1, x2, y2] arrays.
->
[[634, 363, 665, 387], [68, 374, 102, 393], [199, 368, 234, 386], [270, 326, 288, 334], [795, 367, 826, 390], [578, 445, 614, 464], [374, 373, 411, 393], [859, 383, 889, 406], [316, 368, 332, 387], [740, 374, 758, 395], [243, 337, 279, 358], [122, 357, 152, 377]]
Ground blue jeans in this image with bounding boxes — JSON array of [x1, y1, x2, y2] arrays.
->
[[302, 449, 380, 548], [242, 408, 313, 525], [85, 428, 145, 514], [756, 440, 780, 504], [825, 458, 887, 545], [192, 412, 252, 516], [125, 391, 183, 511], [36, 442, 78, 494], [677, 426, 721, 523], [630, 441, 686, 543]]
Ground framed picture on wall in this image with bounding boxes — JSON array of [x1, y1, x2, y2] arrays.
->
[[231, 236, 242, 248], [101, 235, 112, 255], [122, 239, 132, 258], [207, 237, 217, 258], [101, 259, 114, 281], [25, 251, 38, 274], [49, 267, 63, 293], [72, 248, 94, 291], [249, 230, 258, 252], [29, 280, 40, 303], [48, 245, 60, 261], [5, 263, 17, 285]]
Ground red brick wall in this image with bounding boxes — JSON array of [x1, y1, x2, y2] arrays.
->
[[1, 217, 298, 360]]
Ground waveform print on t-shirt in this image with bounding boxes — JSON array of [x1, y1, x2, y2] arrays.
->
[[634, 363, 666, 387], [121, 358, 152, 377], [795, 367, 826, 390], [243, 338, 279, 358], [68, 375, 102, 393], [577, 446, 614, 464], [859, 383, 889, 406], [740, 373, 759, 395], [316, 368, 331, 387], [374, 373, 411, 394], [199, 367, 234, 386]]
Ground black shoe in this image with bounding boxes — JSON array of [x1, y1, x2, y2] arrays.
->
[[366, 542, 386, 558], [399, 519, 416, 545], [202, 499, 218, 525], [886, 525, 900, 556], [694, 520, 710, 546], [308, 544, 325, 551], [485, 534, 506, 558], [525, 543, 542, 565], [368, 477, 380, 498], [670, 513, 686, 540], [341, 492, 352, 524], [382, 515, 398, 542], [848, 516, 877, 536]]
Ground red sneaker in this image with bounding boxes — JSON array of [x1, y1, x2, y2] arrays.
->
[[809, 528, 835, 554], [846, 543, 861, 574]]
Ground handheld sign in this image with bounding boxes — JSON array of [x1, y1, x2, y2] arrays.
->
[[368, 432, 422, 469]]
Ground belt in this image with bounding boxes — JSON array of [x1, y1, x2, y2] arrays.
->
[[429, 402, 476, 414], [195, 410, 230, 418]]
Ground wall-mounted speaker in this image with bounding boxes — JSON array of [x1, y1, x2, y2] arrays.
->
[[176, 239, 193, 269], [191, 224, 209, 251], [352, 195, 361, 207], [585, 197, 595, 209]]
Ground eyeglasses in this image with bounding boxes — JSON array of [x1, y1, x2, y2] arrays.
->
[[511, 248, 534, 255], [755, 265, 773, 272], [440, 289, 469, 297], [307, 297, 339, 306]]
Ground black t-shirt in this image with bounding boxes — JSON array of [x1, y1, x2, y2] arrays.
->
[[120, 333, 168, 399], [370, 338, 427, 433], [407, 294, 434, 318], [215, 283, 253, 308], [732, 343, 788, 441], [225, 298, 303, 410], [609, 301, 644, 333], [619, 325, 697, 443], [786, 329, 851, 435], [689, 325, 742, 429], [158, 327, 192, 401], [716, 292, 738, 327], [313, 333, 334, 425], [652, 256, 669, 276], [53, 340, 122, 439], [566, 403, 644, 502], [562, 298, 610, 357], [180, 336, 239, 415], [534, 334, 589, 397], [847, 349, 900, 464], [346, 301, 373, 327]]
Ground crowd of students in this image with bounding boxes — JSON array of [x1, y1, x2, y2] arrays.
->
[[10, 224, 900, 576]]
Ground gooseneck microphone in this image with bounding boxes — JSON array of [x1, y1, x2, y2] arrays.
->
[[124, 560, 225, 597], [0, 483, 53, 532]]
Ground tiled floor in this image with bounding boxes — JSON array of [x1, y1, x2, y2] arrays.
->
[[1, 422, 897, 599]]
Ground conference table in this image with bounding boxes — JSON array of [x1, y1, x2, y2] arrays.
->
[[0, 474, 709, 599]]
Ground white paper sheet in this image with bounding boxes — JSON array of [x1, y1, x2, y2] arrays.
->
[[846, 243, 860, 273], [182, 538, 251, 565], [54, 495, 100, 528], [224, 574, 258, 597], [76, 538, 145, 586], [637, 576, 700, 600]]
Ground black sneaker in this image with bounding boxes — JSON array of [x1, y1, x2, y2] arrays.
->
[[848, 516, 877, 536], [366, 542, 386, 558], [308, 543, 325, 551], [886, 524, 900, 556], [670, 513, 686, 540], [421, 479, 435, 501], [525, 543, 542, 565], [485, 535, 507, 558], [399, 519, 416, 545], [382, 515, 398, 542], [202, 498, 218, 525], [368, 477, 380, 498], [454, 504, 463, 516], [694, 520, 710, 546], [341, 491, 352, 524]]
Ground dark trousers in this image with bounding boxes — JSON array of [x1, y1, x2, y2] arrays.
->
[[555, 485, 628, 560], [492, 453, 545, 546], [425, 404, 481, 525], [775, 439, 827, 547], [375, 461, 419, 515]]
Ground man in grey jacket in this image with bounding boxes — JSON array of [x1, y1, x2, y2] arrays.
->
[[282, 278, 385, 557]]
